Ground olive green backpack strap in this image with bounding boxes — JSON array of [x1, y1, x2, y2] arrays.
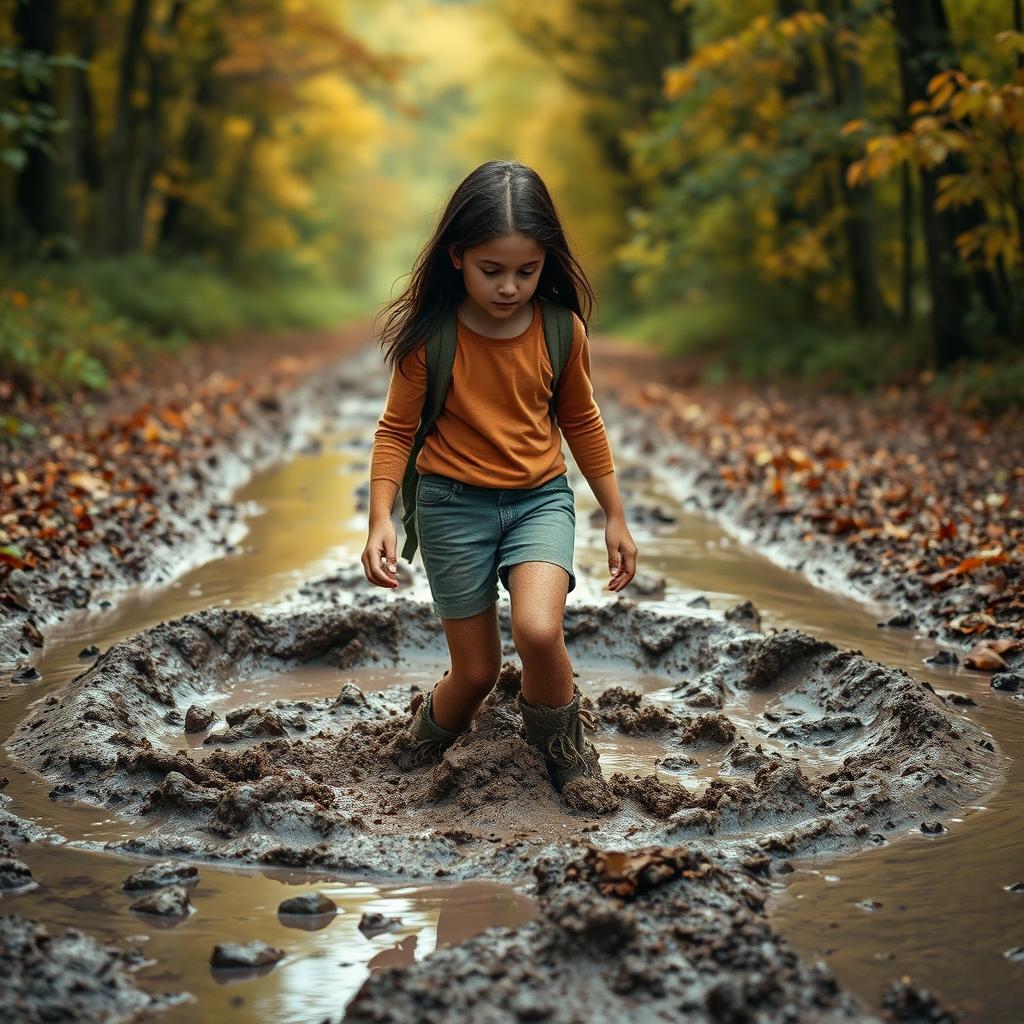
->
[[399, 310, 458, 562], [539, 296, 575, 425]]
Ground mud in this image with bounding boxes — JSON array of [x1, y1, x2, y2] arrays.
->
[[342, 845, 874, 1023], [0, 322, 373, 677], [4, 592, 1000, 888], [0, 912, 181, 1022], [0, 574, 1007, 1020]]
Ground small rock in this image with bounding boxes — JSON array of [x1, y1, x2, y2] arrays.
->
[[658, 755, 699, 771], [944, 693, 976, 706], [0, 857, 34, 890], [925, 649, 958, 666], [920, 821, 945, 835], [130, 885, 191, 918], [725, 599, 761, 629], [78, 644, 100, 658], [1004, 947, 1024, 962], [184, 705, 216, 733], [278, 892, 337, 917], [11, 665, 40, 684], [1004, 882, 1024, 893], [337, 683, 367, 706], [123, 861, 199, 891], [879, 610, 915, 628], [210, 941, 284, 969], [358, 912, 402, 937], [856, 899, 882, 911], [991, 672, 1022, 693], [687, 595, 710, 609]]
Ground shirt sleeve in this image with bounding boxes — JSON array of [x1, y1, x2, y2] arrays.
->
[[554, 314, 615, 479], [369, 344, 427, 487]]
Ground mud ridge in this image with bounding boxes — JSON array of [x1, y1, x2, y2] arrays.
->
[[3, 592, 1001, 882]]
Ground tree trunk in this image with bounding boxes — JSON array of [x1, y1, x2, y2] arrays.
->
[[821, 0, 891, 326], [132, 0, 186, 251], [900, 162, 914, 328], [13, 0, 63, 246], [99, 0, 152, 254], [891, 0, 1011, 366]]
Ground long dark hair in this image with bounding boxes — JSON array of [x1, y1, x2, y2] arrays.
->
[[375, 160, 597, 378]]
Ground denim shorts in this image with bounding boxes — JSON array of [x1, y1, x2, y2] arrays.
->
[[414, 471, 577, 619]]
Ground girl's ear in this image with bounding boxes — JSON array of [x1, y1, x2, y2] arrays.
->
[[448, 244, 462, 270]]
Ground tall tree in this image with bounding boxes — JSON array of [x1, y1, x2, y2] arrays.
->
[[891, 0, 1010, 365], [12, 0, 63, 242], [99, 0, 151, 254]]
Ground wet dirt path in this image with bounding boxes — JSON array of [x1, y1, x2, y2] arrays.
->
[[1, 342, 1021, 1021]]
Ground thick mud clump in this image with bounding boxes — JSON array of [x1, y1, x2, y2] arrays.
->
[[0, 914, 181, 1022], [4, 593, 1000, 882], [341, 844, 876, 1023]]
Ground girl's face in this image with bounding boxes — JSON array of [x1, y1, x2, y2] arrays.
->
[[449, 232, 546, 320]]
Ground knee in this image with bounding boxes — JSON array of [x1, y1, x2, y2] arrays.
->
[[511, 618, 565, 660], [452, 657, 501, 693]]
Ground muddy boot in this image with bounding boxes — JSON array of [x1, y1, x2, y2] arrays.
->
[[405, 686, 461, 765], [518, 690, 619, 813]]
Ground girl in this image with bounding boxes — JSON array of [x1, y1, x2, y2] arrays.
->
[[361, 160, 638, 806]]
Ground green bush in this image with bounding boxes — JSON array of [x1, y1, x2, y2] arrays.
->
[[0, 256, 370, 406]]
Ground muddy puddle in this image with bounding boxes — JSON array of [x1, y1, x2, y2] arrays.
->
[[1, 346, 1021, 1021]]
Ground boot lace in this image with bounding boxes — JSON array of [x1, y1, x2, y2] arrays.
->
[[545, 733, 590, 771]]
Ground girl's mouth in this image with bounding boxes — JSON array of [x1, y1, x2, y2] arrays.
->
[[493, 301, 517, 307]]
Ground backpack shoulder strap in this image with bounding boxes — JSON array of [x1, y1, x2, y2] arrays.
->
[[399, 310, 457, 562], [539, 296, 575, 423]]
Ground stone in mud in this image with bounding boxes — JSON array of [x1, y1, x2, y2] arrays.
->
[[336, 682, 367, 706], [925, 649, 959, 666], [990, 672, 1022, 692], [210, 941, 284, 969], [358, 912, 402, 937], [879, 609, 916, 628], [278, 892, 337, 917], [658, 754, 699, 772], [10, 664, 40, 684], [0, 915, 169, 1021], [1005, 881, 1024, 893], [204, 707, 288, 744], [920, 821, 945, 834], [680, 713, 736, 746], [687, 594, 710, 608], [123, 860, 199, 890], [130, 885, 191, 918], [184, 704, 216, 733], [725, 599, 761, 629], [1005, 947, 1024, 961], [739, 629, 835, 689], [881, 977, 960, 1023], [79, 644, 100, 658], [0, 857, 34, 890]]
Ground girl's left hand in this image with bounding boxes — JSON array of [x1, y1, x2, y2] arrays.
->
[[605, 516, 638, 592]]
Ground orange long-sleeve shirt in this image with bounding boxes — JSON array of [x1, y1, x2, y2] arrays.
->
[[370, 298, 616, 489]]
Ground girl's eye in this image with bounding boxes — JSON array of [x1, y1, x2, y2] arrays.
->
[[483, 269, 535, 276]]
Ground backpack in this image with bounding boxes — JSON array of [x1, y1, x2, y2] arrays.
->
[[399, 296, 576, 562]]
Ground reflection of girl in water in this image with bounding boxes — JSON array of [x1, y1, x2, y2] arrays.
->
[[363, 160, 637, 808]]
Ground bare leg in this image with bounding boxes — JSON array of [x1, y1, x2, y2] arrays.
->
[[507, 562, 573, 708], [430, 602, 502, 732]]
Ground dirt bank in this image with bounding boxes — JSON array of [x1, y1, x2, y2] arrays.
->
[[589, 337, 1024, 654], [0, 321, 373, 676]]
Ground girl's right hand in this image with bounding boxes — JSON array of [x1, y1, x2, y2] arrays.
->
[[362, 520, 399, 589]]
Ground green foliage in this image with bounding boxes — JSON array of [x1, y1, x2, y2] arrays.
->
[[0, 258, 370, 402]]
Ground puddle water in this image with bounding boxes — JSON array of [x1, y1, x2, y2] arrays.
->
[[1, 373, 1021, 1021]]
